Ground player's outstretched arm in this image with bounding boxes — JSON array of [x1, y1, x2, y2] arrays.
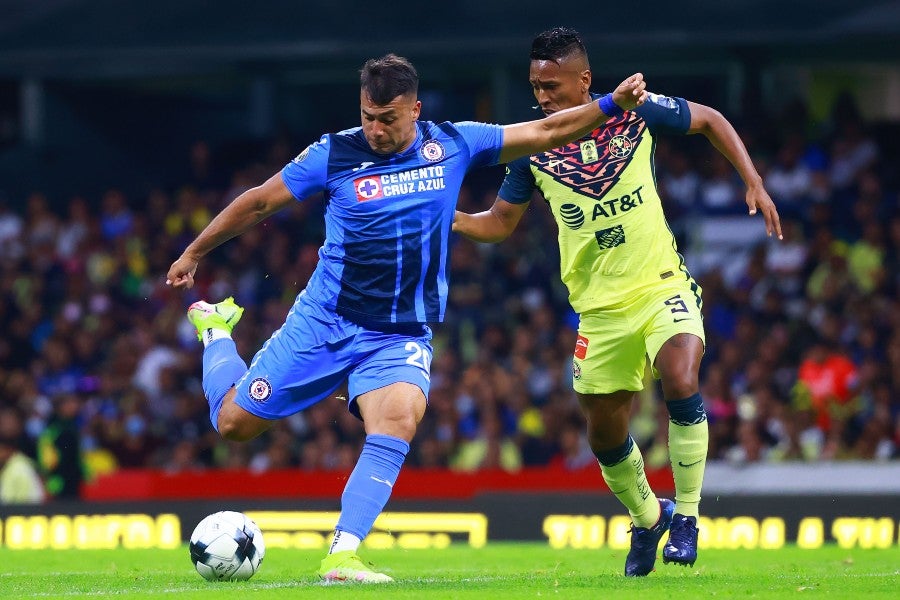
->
[[499, 73, 647, 164], [686, 101, 783, 240], [453, 197, 529, 243], [166, 173, 295, 289]]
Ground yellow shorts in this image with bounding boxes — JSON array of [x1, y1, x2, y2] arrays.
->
[[572, 280, 706, 394]]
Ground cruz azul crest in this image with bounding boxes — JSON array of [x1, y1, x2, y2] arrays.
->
[[531, 113, 645, 200]]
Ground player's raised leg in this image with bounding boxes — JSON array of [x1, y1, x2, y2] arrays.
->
[[654, 332, 707, 567], [187, 297, 272, 441], [187, 297, 248, 427], [318, 378, 427, 584]]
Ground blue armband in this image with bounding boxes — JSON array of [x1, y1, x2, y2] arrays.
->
[[598, 93, 624, 118]]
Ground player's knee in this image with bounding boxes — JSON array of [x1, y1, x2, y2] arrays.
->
[[663, 375, 698, 400], [368, 413, 418, 442], [658, 366, 699, 399], [216, 416, 243, 442], [217, 413, 255, 442], [588, 428, 629, 452], [390, 414, 418, 440]]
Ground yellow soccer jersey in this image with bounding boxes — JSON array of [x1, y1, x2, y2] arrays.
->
[[498, 94, 693, 312]]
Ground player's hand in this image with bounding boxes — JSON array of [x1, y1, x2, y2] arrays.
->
[[166, 254, 199, 289], [612, 73, 647, 111], [746, 186, 783, 240]]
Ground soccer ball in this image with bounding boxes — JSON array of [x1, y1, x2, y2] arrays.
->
[[189, 511, 265, 581]]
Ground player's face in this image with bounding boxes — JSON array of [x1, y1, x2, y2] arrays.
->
[[360, 91, 421, 155], [529, 56, 591, 116]]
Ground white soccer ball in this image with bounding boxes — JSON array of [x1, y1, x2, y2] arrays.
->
[[189, 511, 265, 581]]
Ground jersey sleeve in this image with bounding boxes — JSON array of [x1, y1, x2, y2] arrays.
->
[[453, 121, 504, 169], [497, 156, 535, 204], [635, 94, 691, 135], [280, 134, 330, 201]]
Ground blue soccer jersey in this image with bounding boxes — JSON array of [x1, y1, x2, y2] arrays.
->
[[282, 121, 502, 326]]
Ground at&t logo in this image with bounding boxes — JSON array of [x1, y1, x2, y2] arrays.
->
[[559, 203, 585, 230]]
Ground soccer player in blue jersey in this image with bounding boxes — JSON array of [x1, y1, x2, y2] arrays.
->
[[454, 28, 782, 576], [166, 54, 648, 583]]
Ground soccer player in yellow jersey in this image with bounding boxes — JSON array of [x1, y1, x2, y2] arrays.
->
[[454, 27, 781, 576]]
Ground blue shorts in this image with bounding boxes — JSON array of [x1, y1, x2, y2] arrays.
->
[[233, 292, 433, 420]]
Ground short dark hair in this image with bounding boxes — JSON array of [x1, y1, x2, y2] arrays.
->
[[360, 54, 419, 105], [530, 26, 588, 64]]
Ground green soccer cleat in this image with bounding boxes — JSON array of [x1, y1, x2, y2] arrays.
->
[[317, 550, 393, 584], [187, 297, 244, 342]]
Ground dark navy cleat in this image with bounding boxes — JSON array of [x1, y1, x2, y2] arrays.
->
[[663, 513, 698, 567], [624, 498, 675, 577]]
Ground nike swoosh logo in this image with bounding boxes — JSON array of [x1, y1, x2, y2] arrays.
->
[[673, 318, 692, 323], [353, 161, 374, 172], [370, 476, 394, 488], [677, 459, 703, 468]]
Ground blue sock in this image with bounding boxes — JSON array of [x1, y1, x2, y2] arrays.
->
[[335, 434, 409, 540], [202, 338, 248, 431]]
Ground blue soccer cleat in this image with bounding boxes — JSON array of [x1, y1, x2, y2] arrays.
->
[[624, 498, 675, 577], [663, 513, 699, 567]]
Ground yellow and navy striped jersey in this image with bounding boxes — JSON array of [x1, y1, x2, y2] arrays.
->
[[498, 94, 692, 312]]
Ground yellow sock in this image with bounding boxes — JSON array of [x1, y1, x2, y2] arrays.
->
[[598, 441, 659, 528], [668, 420, 708, 518]]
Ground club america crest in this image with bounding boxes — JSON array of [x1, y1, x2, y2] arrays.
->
[[608, 135, 633, 158], [421, 140, 445, 162]]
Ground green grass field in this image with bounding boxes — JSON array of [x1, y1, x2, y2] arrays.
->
[[1, 544, 897, 599]]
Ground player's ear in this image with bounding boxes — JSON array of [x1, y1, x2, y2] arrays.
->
[[581, 69, 592, 93], [412, 100, 422, 120]]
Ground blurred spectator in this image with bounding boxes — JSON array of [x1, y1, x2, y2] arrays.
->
[[249, 427, 296, 473], [698, 153, 743, 214], [828, 112, 878, 194], [764, 133, 814, 218], [793, 337, 859, 452], [550, 414, 595, 470], [763, 220, 808, 300], [451, 404, 522, 473], [164, 440, 207, 474], [99, 189, 133, 240], [36, 393, 84, 499], [659, 149, 700, 213], [56, 196, 91, 261], [847, 220, 886, 294], [0, 433, 45, 504], [0, 196, 25, 261]]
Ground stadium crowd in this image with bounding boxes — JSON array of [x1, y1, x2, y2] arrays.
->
[[0, 93, 898, 501]]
